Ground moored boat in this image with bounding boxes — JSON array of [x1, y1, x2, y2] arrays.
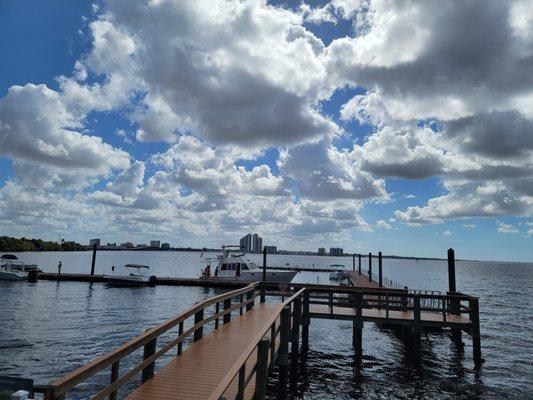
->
[[0, 254, 39, 280], [200, 246, 297, 283], [104, 264, 152, 286]]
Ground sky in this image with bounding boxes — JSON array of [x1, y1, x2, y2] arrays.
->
[[0, 0, 532, 262]]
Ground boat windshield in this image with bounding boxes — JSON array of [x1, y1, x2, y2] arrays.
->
[[1, 254, 19, 260]]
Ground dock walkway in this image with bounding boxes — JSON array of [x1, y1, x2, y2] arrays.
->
[[35, 280, 481, 400]]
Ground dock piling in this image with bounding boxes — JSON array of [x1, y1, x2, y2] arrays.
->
[[141, 337, 157, 383], [194, 309, 204, 342], [223, 298, 231, 324], [358, 253, 361, 274], [291, 297, 302, 357], [302, 291, 310, 352], [278, 306, 291, 396], [353, 292, 363, 363], [255, 338, 271, 400], [90, 244, 97, 276], [352, 253, 355, 271], [378, 251, 383, 287], [368, 252, 372, 282], [470, 297, 483, 368], [412, 295, 421, 355], [448, 248, 462, 347], [177, 321, 184, 355], [109, 360, 120, 400]]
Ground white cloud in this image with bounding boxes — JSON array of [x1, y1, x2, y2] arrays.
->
[[376, 220, 392, 229], [497, 221, 519, 234], [443, 230, 452, 236]]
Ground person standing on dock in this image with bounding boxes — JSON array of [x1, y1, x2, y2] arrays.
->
[[58, 261, 62, 275]]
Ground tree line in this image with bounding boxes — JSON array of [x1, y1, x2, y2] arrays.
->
[[0, 236, 86, 252]]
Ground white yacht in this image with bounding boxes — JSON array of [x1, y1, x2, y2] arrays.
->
[[105, 264, 152, 286], [0, 254, 39, 280], [200, 246, 297, 283]]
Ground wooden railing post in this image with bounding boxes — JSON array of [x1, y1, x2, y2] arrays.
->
[[329, 291, 333, 314], [378, 251, 383, 287], [413, 294, 421, 354], [470, 297, 483, 368], [194, 308, 204, 342], [108, 361, 120, 400], [358, 254, 361, 275], [236, 365, 246, 400], [278, 306, 291, 367], [177, 321, 184, 355], [246, 288, 254, 311], [353, 291, 363, 363], [215, 302, 220, 330], [302, 290, 310, 351], [255, 337, 271, 400], [223, 298, 232, 324], [291, 297, 302, 357], [368, 252, 372, 282], [352, 253, 355, 271], [260, 282, 266, 303], [141, 337, 157, 383]]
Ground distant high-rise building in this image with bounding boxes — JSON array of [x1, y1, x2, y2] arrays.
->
[[161, 243, 171, 249], [329, 247, 344, 256], [265, 245, 277, 254], [318, 247, 326, 256], [89, 239, 101, 247], [150, 240, 161, 248], [121, 242, 134, 248], [239, 233, 262, 253]]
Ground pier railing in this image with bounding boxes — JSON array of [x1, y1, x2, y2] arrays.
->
[[34, 282, 260, 400], [305, 286, 475, 324], [209, 288, 305, 400]]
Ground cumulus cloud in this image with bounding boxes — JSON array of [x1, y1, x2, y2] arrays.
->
[[376, 219, 392, 229], [497, 221, 519, 234], [443, 230, 452, 236]]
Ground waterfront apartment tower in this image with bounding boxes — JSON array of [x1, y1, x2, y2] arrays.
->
[[239, 233, 263, 253], [329, 247, 344, 256], [318, 247, 326, 256], [89, 238, 101, 247], [150, 240, 161, 248], [265, 246, 277, 254]]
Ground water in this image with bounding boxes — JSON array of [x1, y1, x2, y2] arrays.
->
[[0, 251, 531, 399]]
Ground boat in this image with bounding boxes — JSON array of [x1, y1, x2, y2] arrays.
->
[[200, 246, 297, 284], [329, 270, 348, 280], [104, 264, 152, 287], [0, 254, 39, 280]]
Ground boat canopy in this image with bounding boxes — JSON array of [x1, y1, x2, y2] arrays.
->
[[1, 254, 19, 260], [125, 264, 149, 269], [330, 264, 345, 268]]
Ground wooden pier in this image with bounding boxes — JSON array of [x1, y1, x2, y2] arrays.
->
[[34, 278, 482, 400]]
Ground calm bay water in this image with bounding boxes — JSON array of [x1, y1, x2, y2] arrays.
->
[[0, 251, 531, 399]]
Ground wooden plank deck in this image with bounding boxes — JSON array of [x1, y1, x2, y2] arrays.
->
[[309, 304, 471, 326], [346, 270, 381, 289], [125, 303, 281, 400]]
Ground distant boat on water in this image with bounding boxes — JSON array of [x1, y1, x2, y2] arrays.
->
[[104, 264, 152, 287], [200, 245, 297, 283], [0, 254, 39, 280]]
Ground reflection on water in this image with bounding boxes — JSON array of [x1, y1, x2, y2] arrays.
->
[[0, 251, 531, 399]]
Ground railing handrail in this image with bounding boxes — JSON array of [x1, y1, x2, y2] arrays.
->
[[208, 287, 306, 400], [304, 286, 473, 301], [45, 282, 260, 396]]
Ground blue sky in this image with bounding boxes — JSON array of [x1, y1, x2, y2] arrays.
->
[[0, 1, 531, 261]]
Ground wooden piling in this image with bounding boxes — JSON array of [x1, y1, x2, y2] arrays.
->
[[291, 297, 302, 357], [109, 360, 120, 400], [448, 248, 462, 346], [368, 252, 372, 282], [141, 338, 157, 383], [255, 338, 271, 400], [246, 289, 254, 311], [412, 295, 421, 355], [358, 253, 361, 274], [90, 244, 97, 276], [278, 306, 291, 395], [177, 321, 184, 355], [194, 309, 204, 342], [223, 298, 232, 324], [302, 291, 310, 351], [353, 292, 363, 363], [378, 251, 383, 287], [470, 297, 483, 368]]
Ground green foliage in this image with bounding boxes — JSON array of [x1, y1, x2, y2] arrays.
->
[[0, 236, 85, 252]]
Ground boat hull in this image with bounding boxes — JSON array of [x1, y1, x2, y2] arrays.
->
[[0, 270, 26, 281], [206, 270, 297, 284], [104, 275, 150, 287]]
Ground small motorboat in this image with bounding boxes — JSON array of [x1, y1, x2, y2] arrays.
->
[[329, 270, 348, 281], [200, 246, 297, 283], [104, 264, 152, 287], [0, 254, 39, 280]]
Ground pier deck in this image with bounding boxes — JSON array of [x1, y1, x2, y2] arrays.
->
[[126, 302, 281, 400], [34, 281, 481, 400]]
